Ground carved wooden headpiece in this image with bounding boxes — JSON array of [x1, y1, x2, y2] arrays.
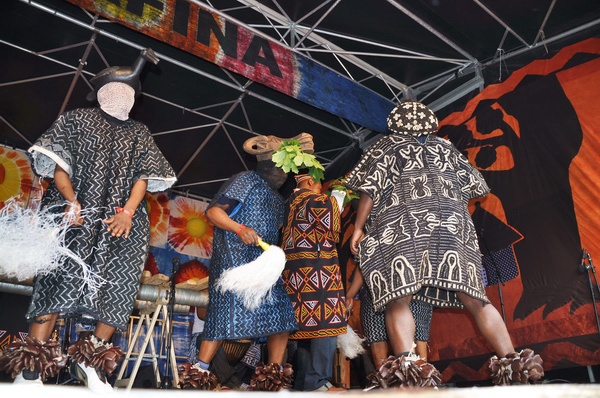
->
[[243, 132, 314, 161]]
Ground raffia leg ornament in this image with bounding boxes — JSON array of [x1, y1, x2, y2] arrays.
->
[[368, 354, 442, 389], [250, 362, 294, 391], [67, 334, 124, 377], [0, 336, 66, 381], [489, 349, 544, 386], [365, 369, 383, 390], [177, 362, 220, 390]]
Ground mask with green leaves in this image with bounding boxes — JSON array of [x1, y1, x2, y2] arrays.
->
[[272, 139, 325, 182]]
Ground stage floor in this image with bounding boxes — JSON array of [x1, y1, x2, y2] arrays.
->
[[1, 383, 599, 398]]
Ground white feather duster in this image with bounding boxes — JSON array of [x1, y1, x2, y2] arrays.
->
[[337, 324, 366, 359], [0, 198, 102, 296], [216, 238, 286, 311]]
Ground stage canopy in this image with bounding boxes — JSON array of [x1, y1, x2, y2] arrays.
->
[[2, 1, 600, 383], [1, 0, 599, 200]]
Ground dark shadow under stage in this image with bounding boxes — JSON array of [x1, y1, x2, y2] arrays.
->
[[1, 383, 600, 398]]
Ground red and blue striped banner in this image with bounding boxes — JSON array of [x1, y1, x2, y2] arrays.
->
[[66, 0, 394, 133]]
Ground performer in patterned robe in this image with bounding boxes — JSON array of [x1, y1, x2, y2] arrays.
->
[[202, 169, 296, 340], [345, 265, 433, 365], [27, 105, 175, 328], [188, 144, 297, 391], [0, 49, 177, 392], [345, 101, 543, 387], [281, 174, 347, 391]]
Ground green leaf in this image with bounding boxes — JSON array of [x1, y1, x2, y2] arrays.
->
[[293, 153, 310, 167], [280, 163, 291, 173], [272, 150, 287, 164], [284, 144, 301, 153], [282, 139, 300, 147], [325, 176, 359, 206], [308, 167, 324, 182], [272, 138, 325, 181]]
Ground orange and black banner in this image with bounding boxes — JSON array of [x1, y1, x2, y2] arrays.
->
[[430, 37, 600, 381]]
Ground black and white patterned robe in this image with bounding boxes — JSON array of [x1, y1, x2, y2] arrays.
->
[[27, 107, 176, 329], [345, 133, 490, 311]]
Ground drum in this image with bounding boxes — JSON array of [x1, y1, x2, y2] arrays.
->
[[221, 339, 252, 366]]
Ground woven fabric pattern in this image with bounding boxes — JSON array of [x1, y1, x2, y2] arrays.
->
[[27, 107, 175, 329], [345, 134, 490, 310], [202, 171, 297, 340]]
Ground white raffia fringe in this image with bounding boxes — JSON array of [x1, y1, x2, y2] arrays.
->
[[0, 198, 103, 297], [216, 244, 286, 311], [337, 324, 366, 359]]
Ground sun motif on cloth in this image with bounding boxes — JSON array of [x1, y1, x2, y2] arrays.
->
[[146, 192, 170, 247], [173, 259, 210, 284], [0, 146, 34, 209], [168, 196, 213, 258]]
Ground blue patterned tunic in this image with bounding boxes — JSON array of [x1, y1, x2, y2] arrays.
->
[[345, 134, 491, 311], [202, 171, 297, 340]]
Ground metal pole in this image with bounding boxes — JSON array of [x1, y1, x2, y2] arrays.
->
[[0, 281, 209, 307], [583, 252, 600, 383]]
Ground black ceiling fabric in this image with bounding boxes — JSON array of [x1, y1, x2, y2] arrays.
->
[[1, 0, 599, 200]]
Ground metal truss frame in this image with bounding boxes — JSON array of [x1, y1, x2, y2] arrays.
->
[[4, 0, 600, 197]]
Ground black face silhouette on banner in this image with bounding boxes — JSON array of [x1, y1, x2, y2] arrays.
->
[[439, 71, 589, 321]]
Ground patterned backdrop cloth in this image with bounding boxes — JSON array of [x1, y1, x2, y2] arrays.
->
[[168, 196, 213, 258], [26, 107, 175, 329], [146, 192, 171, 248], [345, 133, 491, 311], [0, 146, 35, 209]]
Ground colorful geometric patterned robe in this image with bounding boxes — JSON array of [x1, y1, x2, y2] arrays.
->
[[281, 188, 347, 339], [344, 133, 491, 312], [26, 107, 176, 329]]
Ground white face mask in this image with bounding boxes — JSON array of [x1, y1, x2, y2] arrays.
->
[[97, 82, 136, 121]]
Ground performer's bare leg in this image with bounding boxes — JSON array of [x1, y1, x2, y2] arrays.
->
[[93, 322, 116, 341], [28, 313, 59, 341], [415, 340, 428, 361], [385, 296, 415, 356], [457, 292, 514, 357], [183, 338, 221, 390], [197, 339, 222, 364], [369, 340, 390, 367], [266, 332, 289, 364]]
